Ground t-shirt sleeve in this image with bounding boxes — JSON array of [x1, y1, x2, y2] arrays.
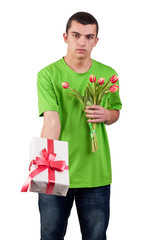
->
[[37, 70, 59, 117]]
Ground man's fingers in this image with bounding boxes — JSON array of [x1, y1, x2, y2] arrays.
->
[[85, 105, 108, 123], [88, 118, 103, 123], [86, 114, 101, 119], [85, 109, 101, 115], [86, 105, 101, 110]]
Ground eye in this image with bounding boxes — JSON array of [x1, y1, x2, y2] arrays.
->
[[73, 34, 79, 38], [87, 35, 94, 40]]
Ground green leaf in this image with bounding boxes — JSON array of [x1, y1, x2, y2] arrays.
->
[[73, 89, 85, 105], [84, 86, 93, 104], [65, 92, 76, 97], [84, 86, 89, 99], [87, 83, 94, 97], [96, 85, 103, 103], [88, 94, 94, 104], [97, 88, 108, 105], [87, 100, 93, 106], [104, 78, 110, 88], [96, 80, 111, 105]]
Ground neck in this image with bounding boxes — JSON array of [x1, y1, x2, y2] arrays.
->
[[64, 55, 92, 73]]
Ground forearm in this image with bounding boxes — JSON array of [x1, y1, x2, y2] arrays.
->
[[104, 110, 120, 125], [41, 111, 61, 140], [41, 123, 61, 140]]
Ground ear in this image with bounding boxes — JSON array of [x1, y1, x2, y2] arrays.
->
[[63, 33, 68, 43], [94, 37, 99, 47]]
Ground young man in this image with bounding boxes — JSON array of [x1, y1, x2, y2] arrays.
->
[[37, 12, 122, 240]]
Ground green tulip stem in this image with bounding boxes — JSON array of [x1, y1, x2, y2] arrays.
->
[[93, 82, 96, 105], [68, 87, 73, 91], [88, 122, 98, 152], [105, 90, 110, 94], [88, 81, 98, 152], [106, 82, 111, 88]]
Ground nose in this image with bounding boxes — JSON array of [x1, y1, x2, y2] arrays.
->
[[78, 36, 86, 47]]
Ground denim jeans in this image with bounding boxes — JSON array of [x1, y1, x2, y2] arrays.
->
[[38, 184, 110, 240]]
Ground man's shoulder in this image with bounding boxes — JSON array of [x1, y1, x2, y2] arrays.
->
[[93, 59, 118, 75], [37, 58, 63, 76]]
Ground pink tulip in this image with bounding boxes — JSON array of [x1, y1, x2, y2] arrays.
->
[[97, 77, 105, 85], [89, 75, 96, 83], [62, 82, 69, 89], [110, 75, 119, 84], [110, 84, 119, 93]]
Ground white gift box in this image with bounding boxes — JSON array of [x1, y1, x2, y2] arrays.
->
[[22, 137, 69, 196]]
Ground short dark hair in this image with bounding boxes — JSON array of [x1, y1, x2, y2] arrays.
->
[[66, 12, 99, 36]]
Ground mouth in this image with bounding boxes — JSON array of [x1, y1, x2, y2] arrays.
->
[[76, 49, 87, 52]]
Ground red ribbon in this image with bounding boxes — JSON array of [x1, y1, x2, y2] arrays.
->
[[21, 139, 68, 194]]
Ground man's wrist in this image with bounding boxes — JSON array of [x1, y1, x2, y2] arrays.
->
[[104, 110, 120, 125]]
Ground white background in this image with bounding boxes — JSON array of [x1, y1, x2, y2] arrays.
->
[[0, 0, 159, 239]]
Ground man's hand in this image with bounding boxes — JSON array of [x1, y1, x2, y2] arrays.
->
[[85, 105, 120, 125]]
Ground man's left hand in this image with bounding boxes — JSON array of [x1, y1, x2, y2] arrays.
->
[[85, 105, 119, 125]]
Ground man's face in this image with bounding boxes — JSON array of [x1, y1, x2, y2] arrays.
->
[[63, 20, 99, 60]]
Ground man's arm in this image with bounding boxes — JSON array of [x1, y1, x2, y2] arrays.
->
[[41, 111, 61, 140], [85, 105, 120, 125], [103, 109, 120, 125]]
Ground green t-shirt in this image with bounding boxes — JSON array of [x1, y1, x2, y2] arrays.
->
[[37, 57, 122, 188]]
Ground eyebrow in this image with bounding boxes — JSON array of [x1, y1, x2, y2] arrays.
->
[[71, 31, 95, 37]]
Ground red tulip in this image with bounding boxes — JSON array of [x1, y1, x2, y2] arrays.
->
[[110, 75, 119, 84], [110, 84, 119, 93], [97, 77, 105, 85], [89, 75, 96, 83], [62, 82, 69, 89]]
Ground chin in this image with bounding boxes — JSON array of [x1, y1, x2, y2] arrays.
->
[[76, 54, 88, 60]]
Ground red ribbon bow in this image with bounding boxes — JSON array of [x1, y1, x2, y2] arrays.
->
[[21, 139, 68, 194]]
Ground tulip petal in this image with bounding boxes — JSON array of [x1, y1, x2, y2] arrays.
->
[[110, 75, 119, 84], [62, 82, 69, 89], [89, 75, 96, 83]]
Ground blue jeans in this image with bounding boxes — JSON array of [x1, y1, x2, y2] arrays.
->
[[38, 184, 110, 240]]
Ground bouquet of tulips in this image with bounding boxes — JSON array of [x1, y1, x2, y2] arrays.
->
[[62, 74, 119, 152]]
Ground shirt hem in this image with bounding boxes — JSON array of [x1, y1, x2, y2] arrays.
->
[[39, 107, 59, 116], [69, 180, 112, 188], [107, 105, 122, 110]]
